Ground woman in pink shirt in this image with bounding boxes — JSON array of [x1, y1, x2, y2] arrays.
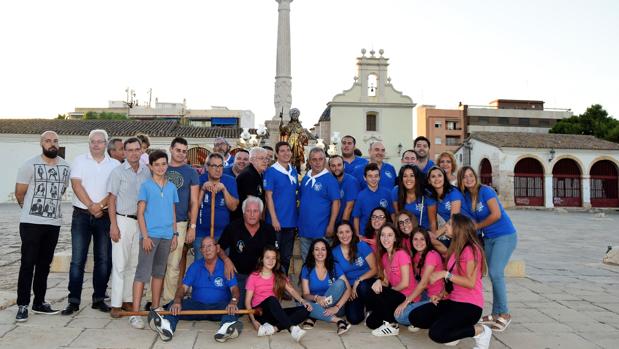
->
[[245, 246, 312, 343], [394, 227, 444, 328], [364, 223, 414, 337], [408, 214, 492, 349]]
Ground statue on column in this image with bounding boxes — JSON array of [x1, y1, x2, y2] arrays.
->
[[279, 107, 308, 172]]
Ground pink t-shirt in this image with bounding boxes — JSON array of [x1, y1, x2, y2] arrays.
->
[[361, 235, 377, 252], [381, 249, 415, 296], [246, 272, 275, 308], [412, 250, 445, 300], [446, 245, 484, 308], [401, 237, 412, 253]]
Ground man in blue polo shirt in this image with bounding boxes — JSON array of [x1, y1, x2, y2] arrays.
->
[[353, 163, 394, 235], [298, 147, 340, 261], [149, 237, 243, 343], [196, 153, 239, 256], [414, 136, 435, 175], [328, 155, 359, 225], [223, 149, 249, 178], [341, 135, 368, 175], [353, 141, 396, 191], [264, 141, 298, 274]]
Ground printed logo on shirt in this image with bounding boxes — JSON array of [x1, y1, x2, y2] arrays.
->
[[263, 179, 268, 187], [237, 240, 245, 253], [385, 171, 393, 179], [415, 202, 423, 212], [379, 199, 388, 208], [166, 170, 185, 189], [444, 201, 451, 211], [257, 185, 263, 195], [219, 198, 225, 207], [477, 201, 485, 212], [214, 277, 224, 287], [313, 182, 323, 192], [340, 189, 345, 199], [354, 256, 364, 267]]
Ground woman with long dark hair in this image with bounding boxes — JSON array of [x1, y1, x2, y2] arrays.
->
[[426, 166, 464, 253], [300, 238, 352, 335], [396, 210, 419, 253], [245, 246, 311, 342], [365, 223, 415, 336], [331, 221, 377, 325], [392, 164, 430, 230], [458, 166, 517, 332], [408, 214, 492, 348], [362, 206, 393, 251]]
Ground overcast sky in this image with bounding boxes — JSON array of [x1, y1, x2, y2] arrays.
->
[[1, 0, 618, 128]]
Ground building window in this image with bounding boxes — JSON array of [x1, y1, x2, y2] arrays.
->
[[446, 121, 459, 130], [434, 121, 442, 128], [446, 136, 460, 146], [518, 118, 530, 126], [435, 137, 442, 145], [478, 116, 489, 125], [498, 117, 509, 125], [366, 113, 377, 131]]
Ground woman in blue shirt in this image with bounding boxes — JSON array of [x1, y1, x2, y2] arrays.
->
[[332, 222, 377, 325], [300, 238, 352, 335], [392, 164, 430, 230], [426, 166, 464, 254], [458, 166, 517, 332]]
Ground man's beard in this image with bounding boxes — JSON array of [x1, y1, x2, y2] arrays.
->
[[43, 146, 58, 158], [332, 170, 343, 179]]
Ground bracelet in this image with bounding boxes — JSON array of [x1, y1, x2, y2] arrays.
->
[[445, 272, 452, 281]]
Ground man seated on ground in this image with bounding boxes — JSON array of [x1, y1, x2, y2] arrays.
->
[[148, 237, 243, 343]]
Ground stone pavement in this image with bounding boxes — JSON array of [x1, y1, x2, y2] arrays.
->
[[1, 204, 618, 348]]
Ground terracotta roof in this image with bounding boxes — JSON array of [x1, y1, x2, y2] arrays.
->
[[0, 119, 251, 138], [470, 132, 619, 150]]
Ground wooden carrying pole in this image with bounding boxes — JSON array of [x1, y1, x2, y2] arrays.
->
[[117, 308, 261, 317], [210, 191, 216, 239]]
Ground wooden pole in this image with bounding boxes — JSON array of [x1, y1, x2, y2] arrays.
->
[[210, 191, 216, 239], [117, 308, 261, 317]]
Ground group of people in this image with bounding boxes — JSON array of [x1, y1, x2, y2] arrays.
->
[[15, 131, 516, 348]]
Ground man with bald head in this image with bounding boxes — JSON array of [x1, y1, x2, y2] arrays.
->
[[15, 131, 71, 321], [352, 141, 397, 191]]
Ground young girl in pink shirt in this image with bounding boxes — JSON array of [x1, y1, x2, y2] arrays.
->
[[408, 214, 492, 349], [365, 223, 414, 337], [245, 246, 311, 343]]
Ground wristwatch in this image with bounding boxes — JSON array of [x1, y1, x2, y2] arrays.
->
[[231, 297, 238, 303], [173, 232, 179, 237], [190, 223, 196, 229]]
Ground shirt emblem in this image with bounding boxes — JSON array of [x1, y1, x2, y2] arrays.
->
[[477, 201, 485, 212], [237, 240, 245, 253], [214, 277, 224, 287], [354, 257, 364, 267], [385, 171, 393, 179], [313, 182, 323, 192], [444, 201, 451, 211], [379, 199, 388, 208]]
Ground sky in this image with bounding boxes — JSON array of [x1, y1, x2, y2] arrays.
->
[[1, 0, 618, 129]]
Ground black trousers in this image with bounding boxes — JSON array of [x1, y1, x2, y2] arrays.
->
[[409, 300, 482, 343], [364, 286, 406, 329], [255, 296, 309, 331], [17, 223, 60, 306]]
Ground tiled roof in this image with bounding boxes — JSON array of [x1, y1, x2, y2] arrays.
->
[[470, 132, 619, 150], [319, 106, 331, 122], [0, 119, 251, 138]]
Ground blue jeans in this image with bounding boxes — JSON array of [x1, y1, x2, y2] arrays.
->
[[164, 299, 240, 332], [395, 299, 430, 325], [484, 233, 517, 314], [276, 228, 296, 275], [345, 278, 374, 325], [308, 279, 347, 322], [67, 208, 111, 305]]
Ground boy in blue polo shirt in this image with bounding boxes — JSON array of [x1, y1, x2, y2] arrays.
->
[[353, 163, 394, 235], [130, 150, 179, 330]]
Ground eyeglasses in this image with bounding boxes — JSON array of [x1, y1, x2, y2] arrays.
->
[[207, 164, 224, 169], [398, 218, 412, 225], [371, 215, 386, 221], [201, 244, 216, 249], [90, 140, 106, 145]]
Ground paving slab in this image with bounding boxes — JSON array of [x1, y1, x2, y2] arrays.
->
[[69, 328, 157, 348], [0, 326, 82, 349]]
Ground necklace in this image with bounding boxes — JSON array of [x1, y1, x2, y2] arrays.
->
[[155, 179, 166, 198]]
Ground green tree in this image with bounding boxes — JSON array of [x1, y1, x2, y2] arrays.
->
[[56, 114, 67, 119], [550, 104, 618, 142], [81, 111, 127, 120]]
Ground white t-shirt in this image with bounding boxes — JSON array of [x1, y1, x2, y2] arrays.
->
[[17, 155, 71, 226], [70, 153, 120, 209]]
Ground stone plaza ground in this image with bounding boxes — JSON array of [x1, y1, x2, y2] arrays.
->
[[0, 203, 618, 348]]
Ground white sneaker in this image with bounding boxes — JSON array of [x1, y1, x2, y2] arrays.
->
[[290, 325, 306, 342], [407, 325, 420, 332], [154, 318, 174, 342], [371, 321, 399, 336], [215, 321, 242, 342], [129, 316, 145, 329], [258, 322, 276, 336], [473, 325, 492, 349], [445, 340, 460, 346]]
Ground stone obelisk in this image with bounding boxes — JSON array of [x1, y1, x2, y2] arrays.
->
[[267, 0, 293, 144]]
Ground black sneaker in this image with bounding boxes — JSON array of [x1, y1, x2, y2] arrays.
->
[[61, 303, 79, 316], [32, 303, 60, 315], [16, 305, 28, 322]]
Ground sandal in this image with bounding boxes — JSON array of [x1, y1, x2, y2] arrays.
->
[[479, 314, 497, 325], [336, 319, 351, 335], [490, 316, 512, 332], [301, 318, 316, 330]]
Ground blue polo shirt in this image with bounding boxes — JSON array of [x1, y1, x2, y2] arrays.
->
[[336, 174, 359, 224], [197, 173, 238, 240], [223, 154, 235, 168], [420, 159, 436, 175], [353, 162, 397, 191], [333, 241, 372, 284], [463, 185, 516, 239], [183, 258, 238, 304], [138, 179, 179, 239], [263, 165, 298, 228], [344, 156, 368, 175], [353, 187, 394, 235], [301, 264, 345, 296], [391, 186, 431, 230], [426, 187, 464, 222], [298, 172, 340, 238], [223, 166, 235, 177]]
